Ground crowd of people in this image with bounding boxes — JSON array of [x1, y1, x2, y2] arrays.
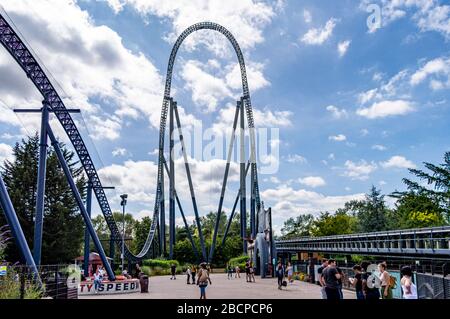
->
[[225, 259, 256, 282], [88, 258, 419, 299], [318, 258, 418, 300]]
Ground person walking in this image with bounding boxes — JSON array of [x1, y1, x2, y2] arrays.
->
[[170, 263, 177, 280], [286, 262, 294, 283], [350, 265, 365, 300], [400, 266, 418, 299], [245, 260, 251, 282], [197, 263, 212, 299], [186, 267, 192, 284], [336, 265, 344, 299], [276, 261, 284, 290], [379, 263, 393, 299], [249, 262, 256, 282], [227, 264, 233, 280], [317, 259, 328, 299], [235, 265, 240, 278], [191, 265, 196, 284], [322, 259, 341, 300]]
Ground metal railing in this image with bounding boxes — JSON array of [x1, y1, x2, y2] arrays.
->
[[276, 226, 450, 258]]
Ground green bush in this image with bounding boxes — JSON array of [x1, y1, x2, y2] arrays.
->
[[143, 259, 180, 269], [227, 255, 249, 271], [141, 259, 187, 276]]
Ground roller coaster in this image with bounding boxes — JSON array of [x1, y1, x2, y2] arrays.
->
[[0, 12, 274, 283]]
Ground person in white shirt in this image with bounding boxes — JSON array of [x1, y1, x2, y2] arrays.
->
[[400, 266, 418, 299]]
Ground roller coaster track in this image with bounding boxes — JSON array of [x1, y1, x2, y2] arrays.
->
[[0, 13, 152, 262], [0, 14, 262, 263], [161, 22, 262, 261]]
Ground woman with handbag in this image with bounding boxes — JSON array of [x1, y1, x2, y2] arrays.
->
[[197, 262, 212, 299]]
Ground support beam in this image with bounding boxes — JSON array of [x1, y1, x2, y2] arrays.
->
[[0, 175, 41, 286], [209, 101, 240, 262], [239, 98, 247, 254], [173, 101, 207, 261], [221, 162, 250, 247], [169, 99, 175, 259], [109, 234, 115, 271], [32, 99, 49, 265], [83, 181, 92, 277], [159, 170, 166, 256], [162, 158, 199, 261], [47, 125, 116, 281]]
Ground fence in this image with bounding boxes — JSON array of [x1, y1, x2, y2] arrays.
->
[[0, 264, 78, 299]]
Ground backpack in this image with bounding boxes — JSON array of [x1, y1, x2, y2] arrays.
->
[[366, 272, 381, 289], [389, 275, 397, 289]]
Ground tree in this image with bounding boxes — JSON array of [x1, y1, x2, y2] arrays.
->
[[0, 135, 85, 264], [390, 192, 446, 229], [201, 211, 227, 239], [280, 214, 314, 239], [396, 152, 450, 221], [311, 211, 357, 236], [133, 216, 151, 254], [356, 186, 389, 232]]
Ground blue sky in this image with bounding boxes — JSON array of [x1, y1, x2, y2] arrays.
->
[[0, 0, 449, 234]]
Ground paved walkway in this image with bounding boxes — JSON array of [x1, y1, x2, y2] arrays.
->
[[80, 274, 355, 299]]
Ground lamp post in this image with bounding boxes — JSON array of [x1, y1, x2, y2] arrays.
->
[[120, 194, 128, 273]]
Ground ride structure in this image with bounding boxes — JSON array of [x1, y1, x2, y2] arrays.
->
[[0, 13, 274, 278]]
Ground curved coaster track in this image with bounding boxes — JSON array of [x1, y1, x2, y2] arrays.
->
[[0, 13, 272, 276]]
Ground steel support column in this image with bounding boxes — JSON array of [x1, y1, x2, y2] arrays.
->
[[83, 181, 92, 277], [209, 101, 240, 262], [239, 98, 247, 254], [169, 99, 175, 259], [0, 175, 41, 286], [109, 234, 115, 270], [47, 125, 115, 280], [173, 102, 207, 261], [32, 100, 49, 265]]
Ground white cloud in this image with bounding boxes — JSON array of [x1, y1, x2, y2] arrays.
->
[[337, 40, 351, 57], [225, 62, 270, 93], [0, 143, 14, 165], [329, 134, 346, 142], [286, 154, 307, 164], [379, 180, 387, 186], [342, 160, 377, 180], [298, 176, 326, 188], [303, 9, 312, 23], [360, 129, 369, 136], [328, 153, 336, 160], [301, 18, 338, 45], [358, 69, 409, 106], [373, 72, 383, 82], [357, 100, 414, 119], [0, 0, 165, 140], [270, 176, 281, 184], [261, 186, 365, 219], [106, 0, 276, 51], [326, 105, 348, 119], [381, 155, 416, 169], [410, 57, 450, 89], [212, 103, 292, 135], [372, 144, 387, 151], [362, 0, 450, 39], [181, 60, 232, 113], [112, 147, 130, 157]]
